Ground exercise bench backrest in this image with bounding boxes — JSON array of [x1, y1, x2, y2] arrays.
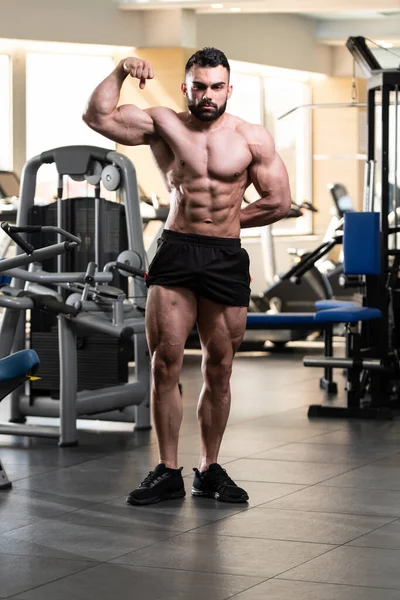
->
[[343, 211, 381, 276]]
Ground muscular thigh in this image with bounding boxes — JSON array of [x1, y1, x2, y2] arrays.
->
[[197, 297, 247, 360], [145, 286, 198, 359]]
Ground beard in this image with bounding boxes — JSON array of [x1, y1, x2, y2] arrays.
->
[[188, 99, 228, 122]]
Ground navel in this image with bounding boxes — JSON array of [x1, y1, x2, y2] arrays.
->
[[234, 172, 240, 178]]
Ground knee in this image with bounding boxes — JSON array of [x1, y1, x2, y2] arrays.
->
[[203, 356, 232, 391], [151, 346, 182, 388]]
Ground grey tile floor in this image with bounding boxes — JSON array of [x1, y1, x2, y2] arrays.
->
[[2, 347, 400, 598]]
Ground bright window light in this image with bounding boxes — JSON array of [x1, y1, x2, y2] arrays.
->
[[0, 55, 11, 171], [26, 52, 116, 201], [375, 40, 394, 49]]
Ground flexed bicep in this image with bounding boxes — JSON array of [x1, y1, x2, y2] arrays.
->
[[82, 58, 161, 147], [85, 104, 157, 146]]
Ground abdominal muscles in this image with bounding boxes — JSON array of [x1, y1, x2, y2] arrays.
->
[[165, 175, 248, 238]]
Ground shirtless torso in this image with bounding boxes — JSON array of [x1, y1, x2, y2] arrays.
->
[[82, 49, 293, 503], [150, 110, 252, 237], [83, 57, 291, 238]]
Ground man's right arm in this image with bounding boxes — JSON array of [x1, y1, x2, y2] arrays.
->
[[82, 58, 157, 146]]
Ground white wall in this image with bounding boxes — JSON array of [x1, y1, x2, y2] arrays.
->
[[142, 9, 197, 47], [316, 17, 400, 43], [0, 2, 333, 74], [0, 0, 143, 46], [197, 14, 333, 74]]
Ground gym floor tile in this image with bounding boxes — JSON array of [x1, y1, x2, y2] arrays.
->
[[2, 463, 59, 481], [194, 508, 394, 545], [250, 441, 398, 466], [63, 482, 306, 532], [220, 424, 325, 442], [0, 488, 92, 522], [0, 443, 110, 469], [4, 351, 400, 597], [251, 409, 347, 432], [0, 519, 178, 562], [279, 545, 400, 589], [0, 554, 93, 598], [9, 563, 264, 600], [106, 494, 249, 528], [181, 479, 308, 506], [110, 532, 333, 578], [347, 519, 400, 550], [266, 485, 400, 518], [231, 579, 400, 600], [44, 501, 194, 533], [13, 462, 146, 503], [319, 464, 400, 490], [301, 426, 400, 446], [176, 432, 290, 457], [0, 518, 37, 534], [218, 457, 354, 484], [81, 450, 235, 477], [371, 454, 400, 466]]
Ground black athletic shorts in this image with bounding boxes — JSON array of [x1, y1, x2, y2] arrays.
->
[[145, 229, 251, 307]]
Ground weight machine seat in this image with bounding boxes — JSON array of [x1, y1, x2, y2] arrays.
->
[[315, 300, 356, 310], [246, 306, 380, 329], [246, 313, 317, 328], [0, 349, 39, 385], [0, 349, 39, 491], [314, 306, 381, 323]]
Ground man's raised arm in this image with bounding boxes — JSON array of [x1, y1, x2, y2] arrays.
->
[[241, 126, 292, 228], [82, 57, 157, 146]]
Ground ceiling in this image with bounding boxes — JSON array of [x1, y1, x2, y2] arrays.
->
[[118, 0, 400, 16], [118, 0, 400, 45]]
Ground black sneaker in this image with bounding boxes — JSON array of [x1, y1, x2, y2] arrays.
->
[[191, 463, 249, 503], [126, 463, 186, 506]]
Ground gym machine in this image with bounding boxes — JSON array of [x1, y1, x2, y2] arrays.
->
[[302, 36, 400, 418], [0, 146, 151, 445], [0, 220, 79, 486]]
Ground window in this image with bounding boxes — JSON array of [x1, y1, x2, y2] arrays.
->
[[229, 66, 312, 236], [26, 52, 115, 201], [373, 99, 400, 214], [228, 72, 262, 125], [0, 55, 12, 171], [264, 78, 312, 234]]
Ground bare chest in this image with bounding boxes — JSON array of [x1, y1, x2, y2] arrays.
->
[[151, 122, 252, 181]]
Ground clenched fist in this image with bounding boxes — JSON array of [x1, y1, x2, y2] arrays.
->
[[121, 57, 154, 89]]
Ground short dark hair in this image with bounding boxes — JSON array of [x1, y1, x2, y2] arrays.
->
[[185, 47, 230, 76]]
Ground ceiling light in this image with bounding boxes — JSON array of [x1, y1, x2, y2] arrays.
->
[[211, 3, 223, 7], [230, 7, 241, 11], [375, 40, 394, 49]]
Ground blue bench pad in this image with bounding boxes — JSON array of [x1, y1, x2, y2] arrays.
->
[[315, 300, 356, 310], [247, 313, 317, 326], [247, 307, 382, 328], [0, 350, 40, 382], [314, 306, 381, 323]]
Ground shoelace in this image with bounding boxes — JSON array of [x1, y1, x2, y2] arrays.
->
[[140, 470, 156, 488], [212, 468, 236, 489]]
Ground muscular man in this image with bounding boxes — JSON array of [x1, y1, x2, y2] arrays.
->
[[83, 48, 291, 505]]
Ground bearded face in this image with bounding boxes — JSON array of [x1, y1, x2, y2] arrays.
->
[[182, 65, 232, 123]]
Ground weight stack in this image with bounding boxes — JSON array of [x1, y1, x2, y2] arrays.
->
[[26, 197, 133, 396], [30, 326, 133, 397]]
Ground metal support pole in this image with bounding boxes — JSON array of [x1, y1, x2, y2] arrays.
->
[[9, 313, 26, 423], [395, 86, 399, 236], [58, 316, 78, 446]]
